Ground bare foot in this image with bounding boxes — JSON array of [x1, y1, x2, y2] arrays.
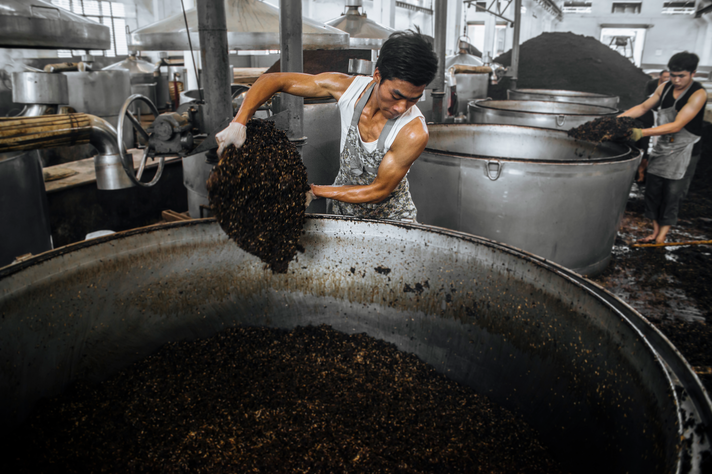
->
[[638, 235, 657, 243]]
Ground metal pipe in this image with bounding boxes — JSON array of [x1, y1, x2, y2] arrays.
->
[[196, 0, 232, 141], [21, 104, 49, 117], [279, 0, 304, 140], [510, 0, 522, 90]]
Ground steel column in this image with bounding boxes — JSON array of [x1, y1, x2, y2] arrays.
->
[[196, 0, 232, 140], [431, 0, 448, 123], [279, 0, 304, 140], [510, 0, 522, 90]]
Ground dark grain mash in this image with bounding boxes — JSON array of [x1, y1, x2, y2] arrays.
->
[[207, 119, 310, 273], [7, 325, 566, 474]]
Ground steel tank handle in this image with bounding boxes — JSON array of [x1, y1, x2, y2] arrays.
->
[[485, 160, 502, 181], [556, 115, 566, 127]]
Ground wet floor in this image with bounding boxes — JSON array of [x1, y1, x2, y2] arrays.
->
[[592, 167, 712, 393]]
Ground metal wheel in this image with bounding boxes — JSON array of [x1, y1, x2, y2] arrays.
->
[[117, 94, 165, 188]]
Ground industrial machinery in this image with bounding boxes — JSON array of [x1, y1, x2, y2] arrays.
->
[[407, 123, 641, 276], [1, 217, 710, 473], [468, 99, 619, 129]]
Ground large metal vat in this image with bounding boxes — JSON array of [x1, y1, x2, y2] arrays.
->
[[0, 150, 52, 267], [508, 88, 620, 108], [408, 124, 641, 276], [0, 217, 709, 473], [103, 54, 158, 115], [446, 52, 487, 117], [469, 99, 619, 130]]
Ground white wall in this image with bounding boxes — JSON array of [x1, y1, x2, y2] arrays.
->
[[555, 0, 711, 69]]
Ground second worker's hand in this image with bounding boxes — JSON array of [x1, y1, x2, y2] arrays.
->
[[628, 128, 644, 143], [216, 122, 247, 157]]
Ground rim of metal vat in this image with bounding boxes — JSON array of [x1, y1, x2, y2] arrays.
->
[[1, 216, 710, 472], [508, 88, 620, 107], [424, 123, 638, 163], [470, 99, 619, 116]]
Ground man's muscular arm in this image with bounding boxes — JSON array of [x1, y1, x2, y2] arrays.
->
[[311, 118, 428, 204], [619, 82, 665, 119], [233, 72, 354, 125], [635, 89, 707, 138]]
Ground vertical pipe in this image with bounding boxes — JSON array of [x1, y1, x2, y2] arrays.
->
[[431, 0, 448, 123], [196, 0, 232, 138], [510, 0, 522, 90], [279, 0, 304, 140]]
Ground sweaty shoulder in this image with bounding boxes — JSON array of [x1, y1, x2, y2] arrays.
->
[[313, 73, 358, 102]]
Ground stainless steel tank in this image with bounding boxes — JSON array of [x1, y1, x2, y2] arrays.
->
[[468, 99, 619, 130], [446, 52, 487, 117], [63, 70, 133, 149], [508, 88, 620, 108], [407, 124, 642, 276], [0, 150, 52, 267], [325, 0, 394, 50], [103, 54, 158, 115], [0, 217, 709, 473]]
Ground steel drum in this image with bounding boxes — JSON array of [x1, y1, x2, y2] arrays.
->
[[468, 99, 619, 130], [0, 217, 709, 473], [408, 124, 641, 276], [508, 88, 619, 108]]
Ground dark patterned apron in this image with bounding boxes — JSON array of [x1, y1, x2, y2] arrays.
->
[[647, 82, 701, 180], [330, 82, 418, 221]]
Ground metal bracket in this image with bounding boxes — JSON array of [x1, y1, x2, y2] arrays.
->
[[556, 115, 566, 127], [486, 160, 503, 181]]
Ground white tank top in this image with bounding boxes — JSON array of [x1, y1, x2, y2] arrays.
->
[[337, 75, 426, 154]]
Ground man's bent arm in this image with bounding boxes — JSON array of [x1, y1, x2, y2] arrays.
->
[[619, 83, 664, 119], [311, 119, 428, 204], [635, 89, 707, 138], [233, 72, 354, 125]]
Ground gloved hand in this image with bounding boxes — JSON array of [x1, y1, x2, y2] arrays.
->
[[628, 128, 644, 142], [305, 189, 316, 209], [215, 122, 247, 157]]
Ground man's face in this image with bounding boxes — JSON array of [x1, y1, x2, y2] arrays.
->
[[373, 69, 426, 120], [669, 70, 694, 90], [659, 72, 670, 83]]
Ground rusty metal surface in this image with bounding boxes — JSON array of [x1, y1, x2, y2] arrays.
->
[[0, 217, 710, 473]]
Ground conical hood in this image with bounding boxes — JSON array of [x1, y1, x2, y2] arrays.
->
[[325, 2, 394, 50], [0, 0, 110, 49], [103, 54, 157, 74], [128, 0, 349, 51]]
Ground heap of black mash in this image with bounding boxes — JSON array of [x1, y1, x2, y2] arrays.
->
[[207, 119, 310, 273], [567, 116, 643, 143]]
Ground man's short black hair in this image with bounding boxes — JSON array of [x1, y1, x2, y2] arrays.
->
[[375, 31, 439, 87], [668, 52, 699, 73]]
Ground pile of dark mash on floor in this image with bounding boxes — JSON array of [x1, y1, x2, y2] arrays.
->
[[7, 325, 566, 474], [207, 119, 310, 273]]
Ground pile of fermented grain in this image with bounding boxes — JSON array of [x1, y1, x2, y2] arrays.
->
[[8, 325, 567, 474], [491, 32, 651, 110], [207, 119, 310, 273], [568, 116, 643, 142]]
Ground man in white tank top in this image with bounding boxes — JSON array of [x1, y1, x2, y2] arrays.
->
[[216, 31, 439, 221]]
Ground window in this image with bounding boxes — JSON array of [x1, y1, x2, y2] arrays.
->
[[562, 1, 592, 13], [51, 1, 139, 57], [662, 1, 696, 14], [611, 2, 642, 13]]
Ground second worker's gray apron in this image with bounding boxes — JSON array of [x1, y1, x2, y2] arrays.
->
[[647, 83, 701, 180], [330, 82, 418, 221]]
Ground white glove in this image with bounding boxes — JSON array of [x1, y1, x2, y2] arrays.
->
[[216, 122, 247, 157], [305, 190, 316, 209]]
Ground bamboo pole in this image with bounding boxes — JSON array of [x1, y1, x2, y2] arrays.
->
[[632, 240, 712, 248], [0, 113, 92, 153]]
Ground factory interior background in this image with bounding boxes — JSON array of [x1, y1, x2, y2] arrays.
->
[[1, 1, 712, 473]]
